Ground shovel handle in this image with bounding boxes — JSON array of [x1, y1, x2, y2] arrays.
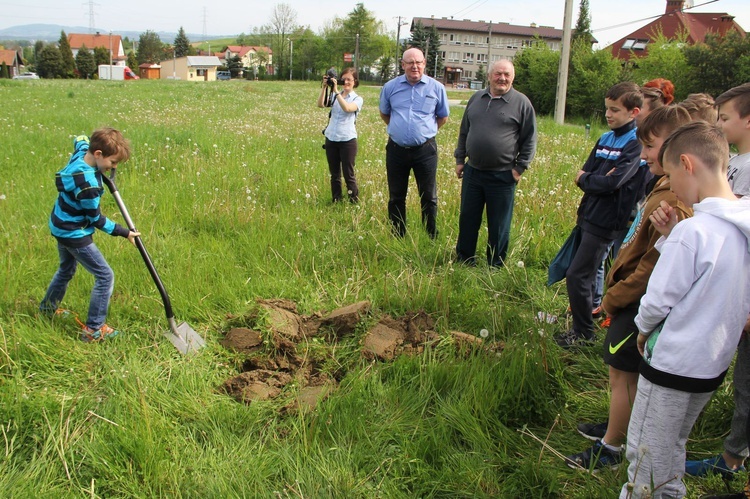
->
[[101, 173, 176, 320]]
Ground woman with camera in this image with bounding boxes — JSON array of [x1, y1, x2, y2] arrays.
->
[[317, 67, 363, 203]]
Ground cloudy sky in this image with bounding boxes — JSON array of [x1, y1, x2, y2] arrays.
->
[[2, 0, 749, 48]]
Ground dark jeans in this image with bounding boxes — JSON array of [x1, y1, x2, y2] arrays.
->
[[385, 138, 438, 238], [566, 228, 614, 338], [455, 165, 516, 267], [40, 241, 114, 330], [325, 137, 359, 202]]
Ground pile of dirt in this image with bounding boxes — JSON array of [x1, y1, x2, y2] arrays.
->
[[218, 299, 490, 411]]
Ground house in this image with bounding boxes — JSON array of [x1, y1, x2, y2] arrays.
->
[[411, 16, 578, 86], [159, 56, 222, 81], [68, 32, 126, 62], [0, 49, 23, 77], [608, 0, 746, 61], [220, 45, 274, 75]]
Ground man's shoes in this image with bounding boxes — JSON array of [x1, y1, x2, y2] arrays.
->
[[685, 454, 746, 478], [577, 421, 608, 441], [555, 329, 595, 349], [592, 305, 603, 319], [80, 324, 120, 343], [565, 440, 623, 472]]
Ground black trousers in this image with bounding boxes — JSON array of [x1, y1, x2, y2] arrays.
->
[[324, 138, 359, 202], [385, 138, 438, 238]]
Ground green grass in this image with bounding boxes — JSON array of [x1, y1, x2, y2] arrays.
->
[[0, 78, 744, 497]]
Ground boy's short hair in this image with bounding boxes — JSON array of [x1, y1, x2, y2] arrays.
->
[[606, 82, 643, 111], [715, 83, 750, 119], [658, 121, 729, 173], [89, 127, 131, 162], [637, 106, 691, 143], [678, 93, 717, 123]]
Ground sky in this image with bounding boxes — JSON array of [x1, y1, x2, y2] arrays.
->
[[2, 0, 750, 48]]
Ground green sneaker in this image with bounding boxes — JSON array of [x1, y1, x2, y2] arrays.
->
[[80, 324, 120, 343]]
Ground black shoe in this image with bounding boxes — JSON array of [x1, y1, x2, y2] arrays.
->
[[565, 440, 622, 473], [555, 329, 595, 349], [577, 421, 608, 441]]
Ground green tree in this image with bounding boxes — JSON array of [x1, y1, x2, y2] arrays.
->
[[136, 30, 164, 64], [567, 40, 623, 120], [174, 26, 191, 57], [33, 40, 44, 65], [75, 44, 96, 79], [127, 51, 138, 70], [58, 30, 76, 78], [475, 63, 486, 85], [572, 0, 592, 45], [0, 62, 8, 78], [683, 30, 750, 97], [36, 45, 64, 78], [290, 27, 324, 80], [226, 55, 242, 77], [93, 46, 110, 68], [513, 42, 560, 115]]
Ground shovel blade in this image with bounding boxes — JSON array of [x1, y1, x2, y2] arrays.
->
[[165, 320, 206, 355]]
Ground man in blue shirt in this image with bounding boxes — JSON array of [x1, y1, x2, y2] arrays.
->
[[379, 47, 450, 238]]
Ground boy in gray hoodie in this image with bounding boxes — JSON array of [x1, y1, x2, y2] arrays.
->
[[620, 122, 750, 498]]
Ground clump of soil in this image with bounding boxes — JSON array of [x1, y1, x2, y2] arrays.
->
[[219, 299, 493, 410]]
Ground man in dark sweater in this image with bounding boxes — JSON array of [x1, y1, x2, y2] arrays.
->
[[453, 59, 537, 267]]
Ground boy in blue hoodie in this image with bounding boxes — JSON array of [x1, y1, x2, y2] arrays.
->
[[620, 122, 750, 498], [556, 82, 652, 347], [40, 128, 139, 342]]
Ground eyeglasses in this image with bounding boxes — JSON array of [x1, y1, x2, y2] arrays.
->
[[403, 60, 425, 66], [341, 78, 354, 82]]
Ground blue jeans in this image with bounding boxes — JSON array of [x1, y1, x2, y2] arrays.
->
[[455, 165, 516, 267], [385, 138, 438, 238], [40, 241, 114, 330]]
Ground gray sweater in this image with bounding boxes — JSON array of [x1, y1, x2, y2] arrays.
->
[[454, 87, 537, 174]]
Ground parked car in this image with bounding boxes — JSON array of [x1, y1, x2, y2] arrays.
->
[[13, 72, 40, 80], [216, 71, 231, 81]]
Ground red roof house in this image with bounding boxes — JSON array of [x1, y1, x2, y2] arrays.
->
[[67, 32, 126, 61], [608, 0, 746, 61], [0, 49, 23, 76]]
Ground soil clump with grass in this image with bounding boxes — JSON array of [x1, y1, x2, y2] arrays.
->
[[219, 299, 487, 411]]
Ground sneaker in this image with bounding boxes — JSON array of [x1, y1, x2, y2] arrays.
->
[[577, 421, 608, 441], [565, 440, 622, 472], [685, 454, 746, 478], [555, 329, 595, 349], [592, 306, 603, 319], [80, 324, 120, 343]]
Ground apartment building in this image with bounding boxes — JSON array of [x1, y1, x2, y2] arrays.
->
[[411, 17, 567, 87]]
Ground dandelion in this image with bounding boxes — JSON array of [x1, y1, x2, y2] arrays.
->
[[516, 261, 525, 268], [479, 329, 489, 338], [358, 235, 363, 240], [305, 193, 311, 199], [638, 444, 649, 457], [538, 329, 545, 337], [0, 194, 5, 200]]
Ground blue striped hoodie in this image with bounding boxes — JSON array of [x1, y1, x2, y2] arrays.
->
[[48, 135, 128, 247]]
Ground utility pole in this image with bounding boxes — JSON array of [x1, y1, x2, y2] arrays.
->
[[395, 16, 408, 61], [554, 0, 574, 125], [355, 33, 360, 73], [487, 21, 492, 82], [86, 0, 96, 33], [289, 38, 293, 81], [109, 30, 112, 78]]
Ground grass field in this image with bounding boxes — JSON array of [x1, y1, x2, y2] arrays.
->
[[0, 78, 744, 498]]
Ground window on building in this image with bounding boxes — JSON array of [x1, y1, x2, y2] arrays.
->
[[448, 51, 461, 62], [465, 35, 475, 45], [477, 53, 487, 63], [463, 53, 474, 63], [632, 40, 648, 50], [622, 39, 636, 50]]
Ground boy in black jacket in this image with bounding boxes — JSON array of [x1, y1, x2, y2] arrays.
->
[[556, 82, 652, 348]]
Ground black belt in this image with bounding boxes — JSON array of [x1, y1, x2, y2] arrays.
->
[[389, 137, 434, 149]]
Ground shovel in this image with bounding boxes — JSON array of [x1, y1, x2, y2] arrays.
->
[[101, 171, 206, 355]]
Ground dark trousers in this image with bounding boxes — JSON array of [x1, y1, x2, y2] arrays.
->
[[325, 138, 359, 202], [385, 138, 438, 238], [566, 228, 614, 338], [455, 165, 516, 267]]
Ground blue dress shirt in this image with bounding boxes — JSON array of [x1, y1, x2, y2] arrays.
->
[[379, 75, 450, 147]]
